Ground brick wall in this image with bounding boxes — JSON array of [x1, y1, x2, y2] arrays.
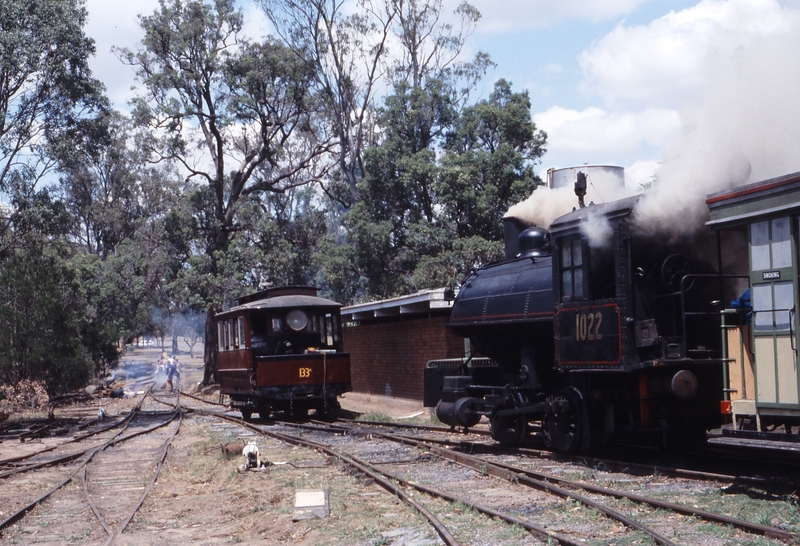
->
[[343, 315, 466, 401]]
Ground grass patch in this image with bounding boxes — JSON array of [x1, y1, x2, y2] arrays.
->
[[358, 411, 392, 422]]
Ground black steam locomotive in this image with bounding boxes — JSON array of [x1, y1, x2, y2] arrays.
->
[[425, 184, 725, 452]]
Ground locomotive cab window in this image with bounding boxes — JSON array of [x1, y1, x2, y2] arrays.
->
[[560, 238, 585, 302]]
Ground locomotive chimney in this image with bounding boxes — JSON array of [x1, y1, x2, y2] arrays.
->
[[502, 216, 526, 260], [574, 171, 587, 208]]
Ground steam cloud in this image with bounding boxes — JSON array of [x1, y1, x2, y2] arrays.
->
[[634, 10, 800, 239], [508, 0, 800, 245]]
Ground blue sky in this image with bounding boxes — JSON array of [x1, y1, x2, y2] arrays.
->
[[85, 0, 800, 196]]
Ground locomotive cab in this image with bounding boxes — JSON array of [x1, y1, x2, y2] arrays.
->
[[217, 286, 351, 421], [549, 196, 724, 450]]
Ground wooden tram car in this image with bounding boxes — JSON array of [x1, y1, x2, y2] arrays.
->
[[216, 286, 351, 421]]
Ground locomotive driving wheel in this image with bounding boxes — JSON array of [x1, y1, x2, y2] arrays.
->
[[490, 388, 529, 447], [490, 413, 527, 447], [542, 387, 585, 454]]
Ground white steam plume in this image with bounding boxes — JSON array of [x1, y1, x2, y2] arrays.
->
[[634, 2, 800, 239]]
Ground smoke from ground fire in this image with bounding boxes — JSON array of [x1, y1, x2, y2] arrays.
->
[[507, 3, 800, 246]]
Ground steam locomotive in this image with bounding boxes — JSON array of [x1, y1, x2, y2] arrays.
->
[[216, 286, 351, 421], [425, 179, 727, 452]]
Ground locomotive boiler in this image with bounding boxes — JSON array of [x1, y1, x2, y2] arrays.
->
[[216, 286, 351, 421], [426, 184, 724, 452]]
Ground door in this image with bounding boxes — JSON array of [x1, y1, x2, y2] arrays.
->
[[749, 217, 800, 407]]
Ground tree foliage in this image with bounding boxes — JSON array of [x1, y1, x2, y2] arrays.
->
[[0, 196, 93, 393], [120, 0, 330, 383], [259, 0, 395, 206], [0, 0, 551, 394], [344, 78, 545, 298], [0, 0, 106, 196]]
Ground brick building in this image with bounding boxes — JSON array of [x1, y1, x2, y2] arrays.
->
[[341, 289, 467, 401]]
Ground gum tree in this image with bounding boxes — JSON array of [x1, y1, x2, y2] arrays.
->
[[0, 0, 106, 238], [119, 0, 330, 384]]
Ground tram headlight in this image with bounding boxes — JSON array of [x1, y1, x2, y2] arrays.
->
[[286, 309, 309, 331]]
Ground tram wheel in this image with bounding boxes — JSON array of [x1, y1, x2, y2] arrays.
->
[[542, 387, 585, 454], [257, 401, 271, 420], [240, 409, 252, 422], [490, 413, 527, 447], [291, 405, 307, 421]]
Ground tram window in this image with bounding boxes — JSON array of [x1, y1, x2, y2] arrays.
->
[[751, 221, 770, 270], [325, 314, 334, 346], [272, 318, 283, 333], [231, 319, 239, 349], [319, 316, 328, 346], [753, 281, 794, 331], [237, 317, 246, 348], [224, 321, 231, 350], [774, 281, 793, 330], [331, 315, 340, 345], [217, 322, 225, 351]]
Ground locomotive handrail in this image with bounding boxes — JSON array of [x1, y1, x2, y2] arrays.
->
[[680, 273, 749, 352]]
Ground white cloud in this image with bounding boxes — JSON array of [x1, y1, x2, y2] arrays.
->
[[85, 0, 159, 109], [460, 0, 654, 31], [578, 0, 797, 108], [534, 105, 679, 165]]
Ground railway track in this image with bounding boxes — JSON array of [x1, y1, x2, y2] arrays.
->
[[0, 388, 182, 544], [3, 378, 798, 545], [280, 418, 800, 545], [339, 417, 800, 492]]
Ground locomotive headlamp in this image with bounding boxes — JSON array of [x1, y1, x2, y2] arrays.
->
[[286, 309, 309, 331]]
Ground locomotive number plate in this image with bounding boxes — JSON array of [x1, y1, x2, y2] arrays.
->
[[298, 367, 312, 378], [556, 303, 621, 366]]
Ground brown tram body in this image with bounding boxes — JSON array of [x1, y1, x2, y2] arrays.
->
[[216, 286, 351, 421]]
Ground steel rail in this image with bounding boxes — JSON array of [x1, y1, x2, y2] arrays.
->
[[338, 417, 491, 436], [0, 407, 178, 535], [177, 388, 227, 406], [339, 419, 800, 492], [0, 385, 158, 477], [194, 410, 460, 546], [356, 450, 583, 545], [106, 409, 184, 545], [83, 467, 113, 537], [488, 458, 800, 543], [346, 424, 800, 544], [280, 422, 648, 545], [285, 421, 679, 546]]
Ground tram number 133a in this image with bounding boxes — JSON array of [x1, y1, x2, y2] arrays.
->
[[298, 367, 312, 378], [575, 312, 602, 342]]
